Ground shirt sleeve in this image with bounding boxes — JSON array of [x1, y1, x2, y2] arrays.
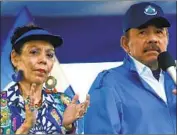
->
[[84, 70, 123, 134]]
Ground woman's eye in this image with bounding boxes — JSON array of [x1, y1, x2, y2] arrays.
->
[[30, 49, 38, 55], [47, 53, 54, 58]]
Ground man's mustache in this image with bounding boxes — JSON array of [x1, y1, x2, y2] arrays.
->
[[143, 44, 161, 53]]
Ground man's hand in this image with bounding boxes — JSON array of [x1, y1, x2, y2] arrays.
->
[[172, 89, 177, 95]]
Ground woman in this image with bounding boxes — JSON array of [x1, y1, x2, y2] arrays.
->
[[0, 25, 90, 134]]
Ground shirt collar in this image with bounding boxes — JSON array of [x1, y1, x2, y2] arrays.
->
[[129, 55, 147, 75], [128, 55, 164, 78]]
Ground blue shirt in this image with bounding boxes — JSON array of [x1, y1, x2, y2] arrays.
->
[[0, 83, 76, 134], [130, 55, 167, 103], [84, 55, 176, 134]]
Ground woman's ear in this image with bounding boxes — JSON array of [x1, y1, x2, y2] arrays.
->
[[11, 50, 20, 69], [120, 35, 130, 54]]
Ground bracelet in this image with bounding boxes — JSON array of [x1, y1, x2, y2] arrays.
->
[[63, 124, 72, 130], [64, 123, 76, 134]]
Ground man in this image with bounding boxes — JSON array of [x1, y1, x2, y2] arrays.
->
[[84, 2, 176, 134]]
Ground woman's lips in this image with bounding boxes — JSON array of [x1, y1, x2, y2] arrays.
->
[[35, 69, 47, 74]]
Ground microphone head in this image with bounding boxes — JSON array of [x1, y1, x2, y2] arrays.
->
[[158, 51, 175, 71]]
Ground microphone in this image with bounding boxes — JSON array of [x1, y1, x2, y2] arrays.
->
[[158, 51, 176, 85]]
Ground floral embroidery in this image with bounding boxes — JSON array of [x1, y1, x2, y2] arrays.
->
[[0, 83, 75, 134]]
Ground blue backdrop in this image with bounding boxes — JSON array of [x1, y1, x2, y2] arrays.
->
[[1, 15, 176, 64]]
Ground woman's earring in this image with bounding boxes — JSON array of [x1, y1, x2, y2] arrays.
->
[[45, 76, 57, 89], [12, 70, 23, 82]]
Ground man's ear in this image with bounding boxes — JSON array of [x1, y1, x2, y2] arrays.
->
[[120, 35, 130, 54], [11, 50, 20, 69]]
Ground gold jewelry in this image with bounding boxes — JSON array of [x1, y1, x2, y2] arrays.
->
[[24, 96, 30, 105], [63, 124, 72, 130], [45, 76, 57, 89], [24, 96, 42, 112]]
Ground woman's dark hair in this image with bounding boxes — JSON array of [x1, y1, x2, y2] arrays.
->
[[11, 24, 43, 54]]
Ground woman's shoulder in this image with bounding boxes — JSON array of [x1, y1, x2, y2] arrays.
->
[[1, 82, 18, 101], [0, 90, 9, 108], [1, 82, 18, 98], [3, 82, 17, 91], [0, 91, 12, 134], [0, 91, 8, 106], [0, 82, 18, 107]]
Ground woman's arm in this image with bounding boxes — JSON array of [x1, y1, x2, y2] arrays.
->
[[15, 120, 31, 134]]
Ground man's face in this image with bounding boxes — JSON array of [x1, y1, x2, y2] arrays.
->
[[126, 25, 168, 67]]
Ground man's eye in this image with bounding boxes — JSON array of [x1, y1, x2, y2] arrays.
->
[[156, 30, 163, 34], [139, 31, 146, 35]]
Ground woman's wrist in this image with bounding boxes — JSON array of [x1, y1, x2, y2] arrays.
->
[[15, 120, 32, 134]]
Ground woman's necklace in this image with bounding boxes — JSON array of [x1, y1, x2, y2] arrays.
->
[[34, 98, 42, 109], [19, 88, 43, 110]]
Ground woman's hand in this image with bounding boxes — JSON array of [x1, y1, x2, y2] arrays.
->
[[62, 94, 90, 126], [15, 83, 37, 134]]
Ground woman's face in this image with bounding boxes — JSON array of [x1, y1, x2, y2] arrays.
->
[[12, 40, 55, 85]]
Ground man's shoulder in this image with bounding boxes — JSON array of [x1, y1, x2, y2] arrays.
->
[[97, 65, 126, 80], [89, 66, 125, 90]]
